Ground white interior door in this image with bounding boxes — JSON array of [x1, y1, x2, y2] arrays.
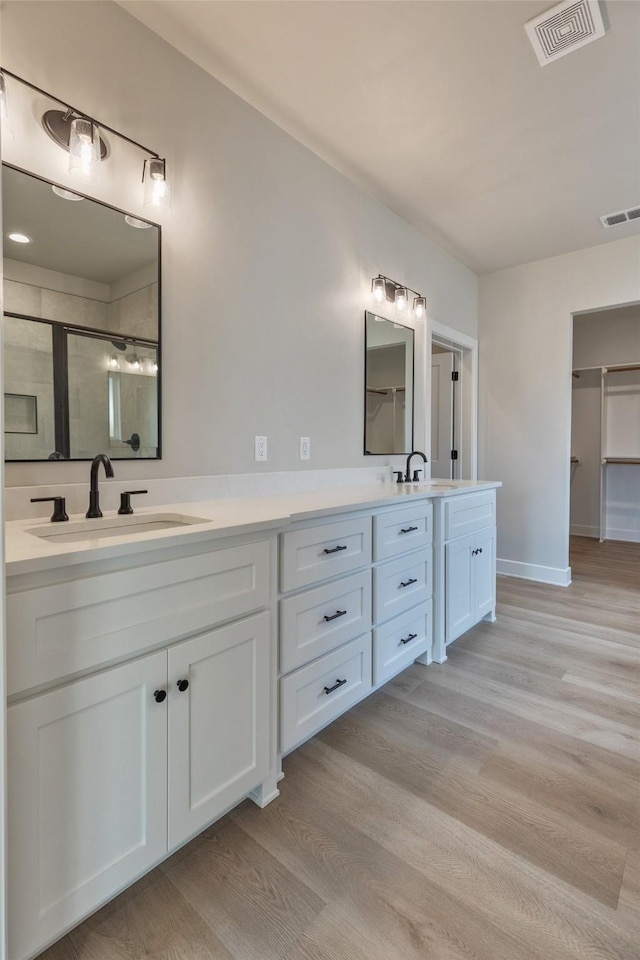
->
[[431, 351, 454, 478]]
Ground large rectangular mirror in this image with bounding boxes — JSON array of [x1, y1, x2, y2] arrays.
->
[[2, 164, 161, 460], [364, 311, 414, 454]]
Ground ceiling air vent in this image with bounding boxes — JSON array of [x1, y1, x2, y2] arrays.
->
[[600, 207, 640, 229], [525, 0, 606, 66]]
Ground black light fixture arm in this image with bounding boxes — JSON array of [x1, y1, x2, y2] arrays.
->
[[0, 68, 161, 161], [373, 273, 425, 306]]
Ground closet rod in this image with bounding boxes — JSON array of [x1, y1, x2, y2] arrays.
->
[[602, 457, 640, 465], [603, 363, 640, 374]]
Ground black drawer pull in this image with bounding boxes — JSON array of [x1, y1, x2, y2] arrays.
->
[[153, 689, 167, 703], [472, 548, 484, 556], [324, 678, 347, 695], [399, 578, 418, 588], [477, 547, 483, 554], [399, 632, 418, 646], [399, 526, 418, 534], [177, 679, 189, 692], [324, 609, 347, 622], [323, 544, 348, 555]]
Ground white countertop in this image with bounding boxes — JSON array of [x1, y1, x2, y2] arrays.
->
[[5, 479, 501, 577]]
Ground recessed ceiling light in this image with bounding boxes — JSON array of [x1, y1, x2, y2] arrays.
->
[[124, 215, 152, 229], [7, 232, 31, 244], [51, 185, 83, 201]]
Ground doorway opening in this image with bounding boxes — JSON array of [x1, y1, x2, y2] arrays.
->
[[428, 323, 477, 481], [570, 301, 640, 544]]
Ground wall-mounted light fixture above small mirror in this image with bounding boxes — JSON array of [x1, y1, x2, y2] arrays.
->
[[364, 311, 414, 455], [2, 164, 161, 461]]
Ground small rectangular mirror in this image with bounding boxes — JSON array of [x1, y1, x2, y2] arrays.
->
[[2, 164, 161, 461], [364, 311, 414, 455]]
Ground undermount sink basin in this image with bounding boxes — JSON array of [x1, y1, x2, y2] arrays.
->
[[28, 513, 209, 545]]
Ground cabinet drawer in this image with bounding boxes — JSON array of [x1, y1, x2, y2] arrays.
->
[[280, 516, 371, 592], [279, 570, 371, 673], [373, 502, 433, 561], [7, 540, 270, 695], [444, 490, 496, 541], [373, 552, 432, 624], [373, 601, 432, 686], [280, 633, 372, 753]]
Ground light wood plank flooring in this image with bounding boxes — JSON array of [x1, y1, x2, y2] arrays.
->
[[38, 536, 639, 960]]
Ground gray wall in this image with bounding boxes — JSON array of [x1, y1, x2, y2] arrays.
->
[[1, 0, 477, 488], [479, 237, 640, 582]]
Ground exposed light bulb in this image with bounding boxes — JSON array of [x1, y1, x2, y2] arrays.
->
[[143, 157, 170, 210], [0, 72, 14, 143], [68, 117, 101, 180], [395, 287, 408, 313], [371, 277, 386, 303], [413, 296, 426, 321]]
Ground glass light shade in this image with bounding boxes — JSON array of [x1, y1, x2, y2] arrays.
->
[[413, 296, 426, 321], [371, 277, 386, 303], [395, 287, 408, 312], [68, 117, 101, 180], [0, 72, 14, 143], [143, 157, 170, 210], [109, 354, 120, 370]]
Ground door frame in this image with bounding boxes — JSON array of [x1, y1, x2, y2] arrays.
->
[[427, 320, 478, 481]]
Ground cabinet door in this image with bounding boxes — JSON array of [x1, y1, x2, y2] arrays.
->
[[168, 611, 270, 850], [8, 652, 168, 960], [474, 527, 496, 619], [445, 534, 475, 644]]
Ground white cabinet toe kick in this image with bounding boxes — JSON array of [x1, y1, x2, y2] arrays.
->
[[6, 485, 497, 958]]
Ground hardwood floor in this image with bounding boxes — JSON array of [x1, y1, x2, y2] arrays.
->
[[38, 537, 639, 960]]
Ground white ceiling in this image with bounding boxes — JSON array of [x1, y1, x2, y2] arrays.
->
[[120, 0, 640, 274]]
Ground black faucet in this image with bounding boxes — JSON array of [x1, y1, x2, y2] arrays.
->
[[401, 450, 428, 483], [86, 453, 115, 518]]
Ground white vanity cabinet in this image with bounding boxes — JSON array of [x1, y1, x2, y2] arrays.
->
[[443, 491, 497, 645], [6, 538, 275, 960], [278, 499, 434, 754]]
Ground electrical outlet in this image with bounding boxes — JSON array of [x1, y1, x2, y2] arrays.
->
[[300, 437, 311, 461], [254, 435, 267, 461]]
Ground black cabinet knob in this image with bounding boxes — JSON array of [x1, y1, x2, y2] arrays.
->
[[153, 689, 167, 703], [176, 679, 189, 692]]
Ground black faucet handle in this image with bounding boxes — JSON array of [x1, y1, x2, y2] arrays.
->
[[118, 490, 148, 515], [412, 469, 423, 482], [393, 471, 404, 484], [31, 496, 69, 523]]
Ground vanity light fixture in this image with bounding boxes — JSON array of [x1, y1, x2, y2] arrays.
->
[[370, 274, 427, 322], [124, 215, 152, 229], [395, 287, 408, 313], [108, 354, 120, 370], [7, 232, 31, 244], [0, 71, 13, 142], [143, 157, 170, 210], [1, 69, 169, 207]]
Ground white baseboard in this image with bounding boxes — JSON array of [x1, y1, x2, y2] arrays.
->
[[497, 558, 572, 587], [570, 524, 599, 538], [604, 527, 640, 543]]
